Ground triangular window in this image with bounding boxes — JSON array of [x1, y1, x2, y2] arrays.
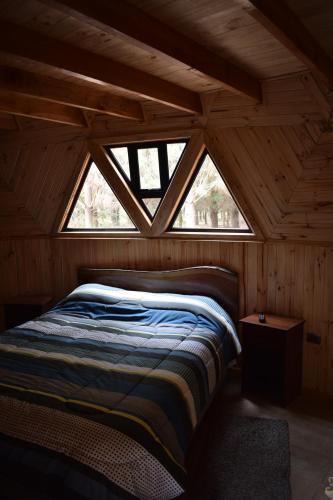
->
[[171, 151, 250, 232], [106, 139, 187, 219], [65, 160, 136, 231]]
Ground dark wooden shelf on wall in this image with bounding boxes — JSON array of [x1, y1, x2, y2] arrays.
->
[[240, 314, 304, 406], [3, 295, 53, 330]]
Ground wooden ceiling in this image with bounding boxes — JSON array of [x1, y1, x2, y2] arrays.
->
[[0, 0, 332, 244], [0, 0, 332, 129]]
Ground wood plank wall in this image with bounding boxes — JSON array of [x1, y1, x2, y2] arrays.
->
[[0, 237, 332, 397]]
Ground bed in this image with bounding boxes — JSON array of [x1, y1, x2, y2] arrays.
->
[[0, 266, 240, 499]]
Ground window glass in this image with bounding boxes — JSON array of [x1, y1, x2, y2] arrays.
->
[[138, 148, 160, 189], [173, 154, 249, 231], [67, 162, 135, 229], [142, 198, 161, 217], [110, 147, 130, 179], [167, 142, 186, 177]]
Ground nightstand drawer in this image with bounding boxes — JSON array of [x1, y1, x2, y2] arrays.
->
[[242, 324, 286, 350], [242, 344, 284, 395], [240, 313, 304, 406]]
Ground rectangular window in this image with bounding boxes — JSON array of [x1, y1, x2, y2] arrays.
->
[[138, 148, 160, 189]]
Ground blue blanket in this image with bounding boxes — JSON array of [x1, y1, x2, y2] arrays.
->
[[0, 284, 239, 499]]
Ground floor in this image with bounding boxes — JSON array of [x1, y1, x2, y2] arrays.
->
[[185, 370, 333, 500]]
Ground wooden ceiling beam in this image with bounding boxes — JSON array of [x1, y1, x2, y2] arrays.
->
[[0, 90, 86, 127], [241, 0, 333, 87], [0, 66, 144, 122], [0, 21, 202, 115], [41, 0, 261, 102]]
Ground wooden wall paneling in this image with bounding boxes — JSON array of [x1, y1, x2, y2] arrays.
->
[[265, 243, 278, 313], [0, 194, 43, 236], [258, 240, 268, 313], [0, 238, 53, 298], [327, 247, 333, 395], [206, 72, 330, 129], [0, 138, 92, 236], [275, 243, 289, 315], [289, 244, 306, 319], [10, 141, 77, 233], [304, 121, 324, 144], [0, 240, 19, 300], [39, 141, 80, 232], [0, 143, 24, 187], [305, 246, 324, 393], [281, 125, 316, 161], [0, 143, 45, 235], [50, 238, 247, 300], [229, 242, 246, 316], [244, 242, 263, 315], [14, 239, 53, 296], [0, 240, 17, 330], [300, 73, 332, 121], [20, 143, 59, 226], [207, 128, 279, 236], [235, 128, 297, 208], [311, 247, 331, 394]]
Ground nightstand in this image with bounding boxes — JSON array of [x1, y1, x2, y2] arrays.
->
[[240, 314, 304, 406], [3, 295, 53, 330]]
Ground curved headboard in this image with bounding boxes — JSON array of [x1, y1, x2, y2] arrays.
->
[[78, 266, 239, 323]]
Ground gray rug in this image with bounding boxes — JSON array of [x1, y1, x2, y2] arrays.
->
[[188, 416, 291, 500]]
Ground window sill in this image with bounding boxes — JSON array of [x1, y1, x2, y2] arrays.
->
[[56, 231, 261, 242]]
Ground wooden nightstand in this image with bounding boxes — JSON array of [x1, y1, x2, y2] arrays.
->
[[240, 314, 304, 406], [3, 295, 53, 330]]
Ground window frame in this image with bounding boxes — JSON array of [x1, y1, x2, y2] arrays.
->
[[63, 158, 138, 232], [106, 138, 188, 220], [58, 132, 259, 240], [169, 149, 252, 234]]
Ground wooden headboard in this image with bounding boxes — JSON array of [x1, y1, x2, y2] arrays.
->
[[78, 266, 239, 322]]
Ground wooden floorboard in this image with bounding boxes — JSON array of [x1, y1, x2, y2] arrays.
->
[[185, 370, 333, 499]]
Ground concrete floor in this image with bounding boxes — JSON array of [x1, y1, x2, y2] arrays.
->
[[186, 370, 333, 500]]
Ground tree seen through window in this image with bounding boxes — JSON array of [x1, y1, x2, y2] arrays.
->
[[172, 153, 249, 231], [66, 162, 135, 229]]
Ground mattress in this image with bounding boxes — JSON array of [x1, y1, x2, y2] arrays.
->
[[0, 284, 240, 499]]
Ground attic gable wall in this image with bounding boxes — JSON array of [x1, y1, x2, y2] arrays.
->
[[1, 120, 332, 241]]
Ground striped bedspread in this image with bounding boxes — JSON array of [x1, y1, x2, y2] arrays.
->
[[0, 284, 240, 499]]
